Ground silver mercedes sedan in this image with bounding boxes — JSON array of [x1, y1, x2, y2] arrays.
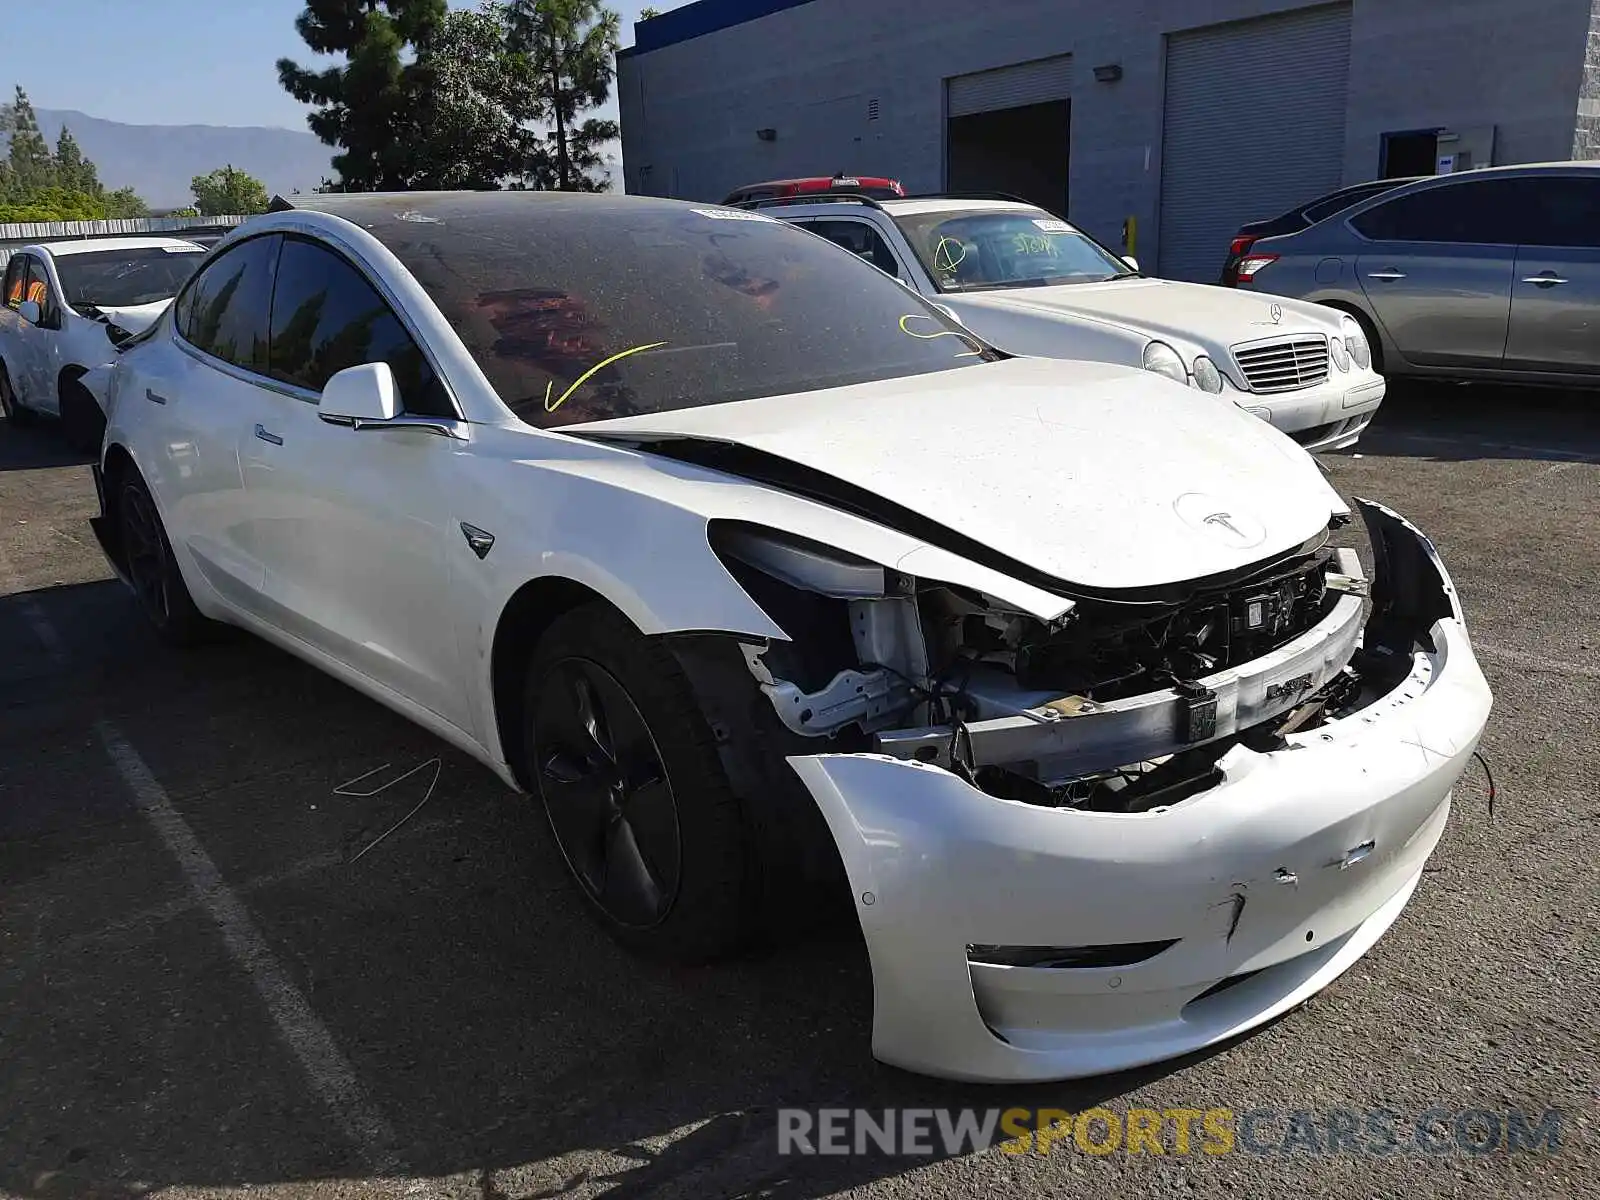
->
[[1226, 162, 1600, 386]]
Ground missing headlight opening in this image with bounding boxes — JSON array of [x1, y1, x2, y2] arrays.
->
[[708, 503, 1425, 817]]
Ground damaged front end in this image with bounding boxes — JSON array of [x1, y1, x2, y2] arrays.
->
[[701, 499, 1491, 1082]]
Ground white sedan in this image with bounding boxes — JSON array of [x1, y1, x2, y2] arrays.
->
[[0, 237, 207, 450], [83, 191, 1490, 1083], [748, 194, 1386, 453]]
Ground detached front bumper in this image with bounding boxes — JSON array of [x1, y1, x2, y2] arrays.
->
[[1236, 372, 1386, 453], [785, 502, 1491, 1083]]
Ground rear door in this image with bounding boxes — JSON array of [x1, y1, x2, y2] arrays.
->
[[145, 232, 284, 613], [1349, 177, 1526, 369], [1503, 175, 1600, 375]]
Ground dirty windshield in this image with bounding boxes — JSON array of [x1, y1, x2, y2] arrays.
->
[[894, 207, 1136, 292], [54, 246, 206, 311], [335, 193, 1001, 429]]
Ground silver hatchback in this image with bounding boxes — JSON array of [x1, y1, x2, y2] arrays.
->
[[1230, 163, 1600, 384]]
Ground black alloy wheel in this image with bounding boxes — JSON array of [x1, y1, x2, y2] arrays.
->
[[120, 479, 172, 627], [532, 656, 683, 931]]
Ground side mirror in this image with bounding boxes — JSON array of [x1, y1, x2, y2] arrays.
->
[[1121, 256, 1140, 274], [318, 361, 399, 422], [18, 299, 42, 325]]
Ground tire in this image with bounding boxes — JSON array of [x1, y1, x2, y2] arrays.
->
[[60, 379, 106, 455], [116, 470, 212, 646], [524, 603, 759, 964], [0, 362, 36, 427]]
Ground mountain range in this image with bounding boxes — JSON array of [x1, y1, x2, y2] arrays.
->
[[35, 108, 335, 210], [32, 109, 620, 211]]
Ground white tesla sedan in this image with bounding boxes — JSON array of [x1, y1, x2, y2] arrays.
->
[[83, 192, 1491, 1083]]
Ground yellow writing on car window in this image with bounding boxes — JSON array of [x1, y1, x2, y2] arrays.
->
[[932, 237, 966, 272], [1012, 232, 1059, 256], [544, 341, 669, 413], [898, 313, 983, 358]]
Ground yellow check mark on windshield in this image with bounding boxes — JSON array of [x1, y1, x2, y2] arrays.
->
[[544, 341, 669, 413]]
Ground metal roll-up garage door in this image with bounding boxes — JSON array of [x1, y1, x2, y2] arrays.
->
[[948, 53, 1073, 117], [1157, 4, 1351, 282]]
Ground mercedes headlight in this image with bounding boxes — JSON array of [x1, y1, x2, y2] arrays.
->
[[1142, 340, 1188, 385], [1329, 331, 1350, 371], [1191, 355, 1224, 393], [1341, 316, 1371, 370]]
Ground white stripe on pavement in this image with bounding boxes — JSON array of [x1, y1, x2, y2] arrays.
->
[[1, 542, 400, 1172]]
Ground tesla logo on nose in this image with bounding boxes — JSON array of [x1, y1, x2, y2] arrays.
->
[[1205, 512, 1244, 538]]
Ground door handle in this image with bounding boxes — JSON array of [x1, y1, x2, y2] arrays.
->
[[254, 423, 283, 446], [1367, 269, 1406, 282], [144, 387, 168, 405], [1520, 273, 1569, 287]]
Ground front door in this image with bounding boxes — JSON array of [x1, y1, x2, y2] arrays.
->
[[238, 233, 470, 727], [1349, 176, 1527, 370]]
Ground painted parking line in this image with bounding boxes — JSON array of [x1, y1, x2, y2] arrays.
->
[[0, 543, 401, 1173], [97, 723, 402, 1169]]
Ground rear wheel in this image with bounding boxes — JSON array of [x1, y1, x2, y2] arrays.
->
[[524, 604, 758, 963], [60, 379, 106, 454], [0, 363, 35, 427], [117, 471, 211, 645]]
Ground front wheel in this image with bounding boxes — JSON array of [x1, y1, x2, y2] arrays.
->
[[524, 604, 759, 964], [117, 472, 212, 645], [0, 363, 36, 427]]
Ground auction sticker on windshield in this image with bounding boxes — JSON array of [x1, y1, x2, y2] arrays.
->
[[692, 208, 779, 222], [1033, 218, 1075, 233]]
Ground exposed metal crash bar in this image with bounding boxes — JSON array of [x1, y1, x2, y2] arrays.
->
[[874, 548, 1367, 777]]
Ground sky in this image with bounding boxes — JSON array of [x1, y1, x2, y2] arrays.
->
[[1, 0, 684, 132]]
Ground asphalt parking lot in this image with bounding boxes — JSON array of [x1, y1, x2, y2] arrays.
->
[[2, 384, 1596, 1200]]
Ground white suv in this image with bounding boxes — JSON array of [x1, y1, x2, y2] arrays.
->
[[0, 237, 206, 450], [745, 193, 1385, 453]]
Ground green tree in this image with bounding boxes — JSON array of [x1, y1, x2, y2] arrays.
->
[[408, 2, 543, 188], [191, 165, 270, 215], [53, 126, 102, 195], [278, 0, 448, 191], [508, 0, 621, 191], [3, 87, 56, 196], [105, 186, 151, 218]]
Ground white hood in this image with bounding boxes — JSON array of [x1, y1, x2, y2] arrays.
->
[[572, 357, 1345, 593], [91, 299, 171, 335], [953, 277, 1342, 350]]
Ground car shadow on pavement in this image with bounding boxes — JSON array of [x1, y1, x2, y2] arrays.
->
[[0, 421, 94, 472], [0, 576, 1262, 1200], [1346, 381, 1600, 464]]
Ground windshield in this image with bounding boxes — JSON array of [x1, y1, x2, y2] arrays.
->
[[893, 207, 1134, 292], [54, 245, 206, 310], [330, 193, 1001, 429]]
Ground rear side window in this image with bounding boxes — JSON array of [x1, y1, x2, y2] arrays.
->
[[178, 235, 280, 371], [806, 220, 902, 277], [267, 236, 452, 417], [1524, 176, 1600, 249], [1350, 179, 1530, 244], [1302, 181, 1402, 225]]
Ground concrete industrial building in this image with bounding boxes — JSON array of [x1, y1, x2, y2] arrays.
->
[[617, 0, 1600, 281]]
